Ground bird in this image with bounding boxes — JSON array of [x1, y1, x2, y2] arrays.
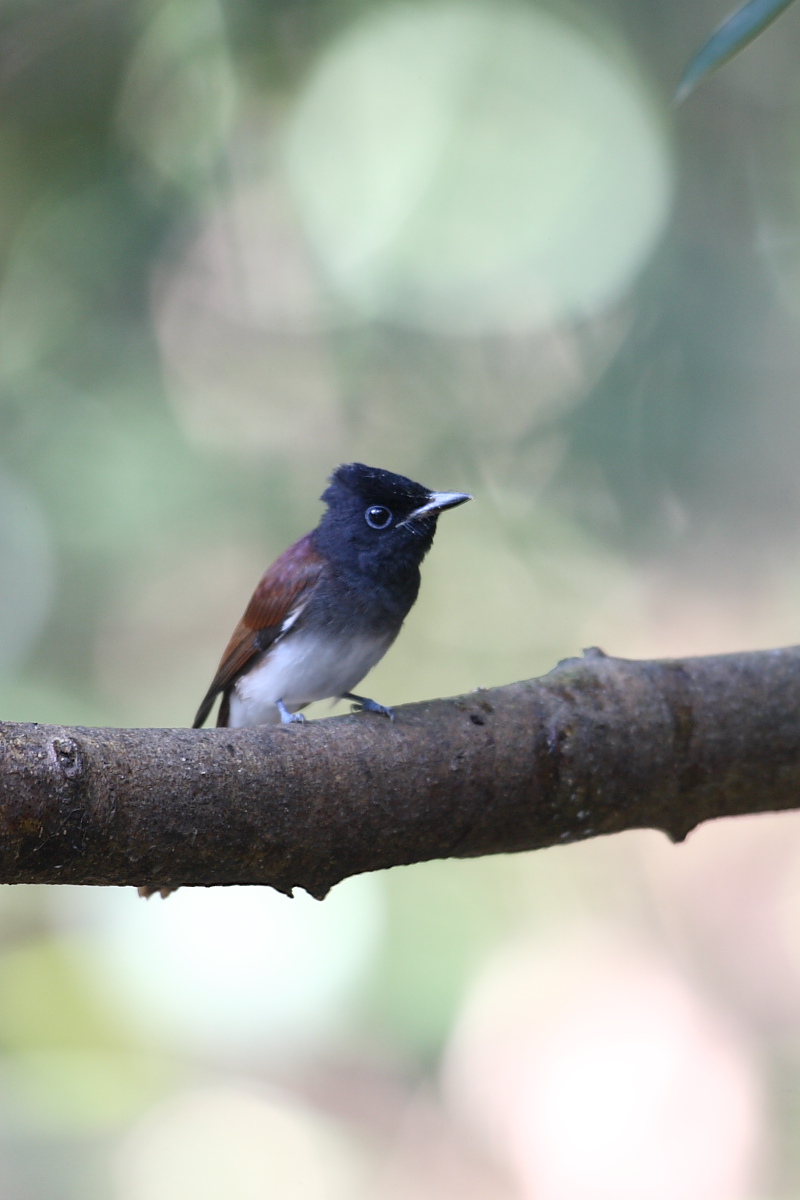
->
[[137, 463, 471, 896], [192, 463, 472, 730]]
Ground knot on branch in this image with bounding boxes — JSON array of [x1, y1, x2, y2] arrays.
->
[[49, 736, 83, 781]]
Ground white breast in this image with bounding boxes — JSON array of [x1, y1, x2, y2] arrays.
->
[[227, 629, 394, 727]]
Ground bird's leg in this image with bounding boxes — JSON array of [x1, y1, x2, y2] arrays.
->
[[344, 692, 394, 720], [277, 698, 305, 725]]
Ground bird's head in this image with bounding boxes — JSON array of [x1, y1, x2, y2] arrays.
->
[[316, 462, 471, 577]]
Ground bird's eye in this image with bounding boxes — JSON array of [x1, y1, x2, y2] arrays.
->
[[365, 505, 393, 529]]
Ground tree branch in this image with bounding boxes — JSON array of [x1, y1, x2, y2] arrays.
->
[[1, 645, 799, 897]]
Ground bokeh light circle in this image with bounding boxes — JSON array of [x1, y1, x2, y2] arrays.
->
[[443, 936, 764, 1200], [54, 879, 383, 1060], [114, 1085, 364, 1200], [286, 0, 672, 333]]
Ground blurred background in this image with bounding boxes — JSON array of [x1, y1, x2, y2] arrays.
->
[[0, 0, 798, 1194]]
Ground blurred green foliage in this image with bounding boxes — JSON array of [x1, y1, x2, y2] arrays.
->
[[677, 0, 797, 101]]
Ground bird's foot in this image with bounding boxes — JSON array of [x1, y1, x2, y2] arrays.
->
[[277, 699, 305, 725], [344, 693, 394, 721], [138, 885, 174, 899]]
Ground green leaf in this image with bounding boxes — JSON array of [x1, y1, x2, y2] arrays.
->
[[676, 0, 797, 102]]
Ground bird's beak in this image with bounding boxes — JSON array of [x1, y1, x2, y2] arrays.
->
[[403, 491, 472, 523]]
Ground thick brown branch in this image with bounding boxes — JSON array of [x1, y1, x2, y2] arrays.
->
[[1, 645, 799, 897]]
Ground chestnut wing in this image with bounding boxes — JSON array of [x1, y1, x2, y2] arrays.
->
[[192, 534, 323, 728]]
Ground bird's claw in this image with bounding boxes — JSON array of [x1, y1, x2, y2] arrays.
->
[[277, 700, 305, 725], [346, 694, 394, 720]]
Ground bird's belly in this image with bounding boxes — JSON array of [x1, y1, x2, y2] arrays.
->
[[228, 629, 394, 727]]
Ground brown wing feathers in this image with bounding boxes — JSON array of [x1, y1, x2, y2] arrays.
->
[[192, 534, 323, 729]]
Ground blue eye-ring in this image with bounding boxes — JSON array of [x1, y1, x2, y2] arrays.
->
[[365, 505, 393, 529]]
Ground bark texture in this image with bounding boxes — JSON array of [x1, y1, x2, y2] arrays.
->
[[1, 645, 799, 898]]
